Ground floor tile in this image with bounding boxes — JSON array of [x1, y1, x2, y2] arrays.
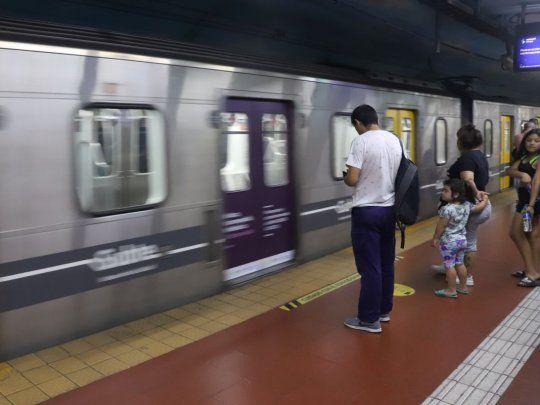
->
[[0, 373, 33, 396], [22, 365, 61, 385], [8, 355, 46, 373], [92, 358, 129, 376], [76, 348, 112, 366], [35, 347, 70, 364], [6, 386, 48, 405], [115, 350, 152, 367], [37, 376, 77, 398], [66, 367, 103, 387], [49, 357, 86, 375]]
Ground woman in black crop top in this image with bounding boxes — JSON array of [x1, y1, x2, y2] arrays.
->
[[507, 129, 540, 287]]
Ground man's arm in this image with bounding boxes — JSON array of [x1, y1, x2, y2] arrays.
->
[[344, 165, 361, 187]]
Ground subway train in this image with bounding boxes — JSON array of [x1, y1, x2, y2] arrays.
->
[[1, 25, 539, 360]]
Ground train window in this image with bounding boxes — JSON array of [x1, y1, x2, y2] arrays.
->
[[95, 115, 118, 176], [332, 114, 357, 179], [401, 118, 413, 159], [484, 119, 493, 157], [75, 106, 167, 214], [435, 118, 447, 165], [132, 112, 149, 173], [220, 113, 251, 192], [262, 114, 289, 186]]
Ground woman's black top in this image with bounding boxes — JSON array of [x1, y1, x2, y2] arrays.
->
[[447, 150, 490, 191]]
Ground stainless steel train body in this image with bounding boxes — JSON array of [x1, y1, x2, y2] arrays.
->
[[0, 40, 536, 359]]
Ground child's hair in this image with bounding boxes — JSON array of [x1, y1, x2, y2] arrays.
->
[[443, 179, 468, 203], [517, 128, 540, 159]]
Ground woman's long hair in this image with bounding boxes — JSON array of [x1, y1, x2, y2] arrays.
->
[[516, 128, 540, 159]]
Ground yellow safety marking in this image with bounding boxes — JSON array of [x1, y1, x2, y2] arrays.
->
[[279, 273, 360, 311], [394, 283, 415, 296], [0, 363, 13, 381], [280, 273, 415, 311]]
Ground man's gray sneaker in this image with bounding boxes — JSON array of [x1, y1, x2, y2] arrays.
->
[[344, 317, 382, 333], [380, 313, 391, 322]]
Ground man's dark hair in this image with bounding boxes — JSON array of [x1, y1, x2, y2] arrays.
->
[[457, 124, 483, 150], [351, 104, 378, 126], [528, 118, 538, 125]]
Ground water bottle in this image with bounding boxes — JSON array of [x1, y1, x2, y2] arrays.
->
[[523, 210, 533, 233]]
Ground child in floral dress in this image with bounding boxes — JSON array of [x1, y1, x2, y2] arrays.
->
[[432, 179, 489, 298]]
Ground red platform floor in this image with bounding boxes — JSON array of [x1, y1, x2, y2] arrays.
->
[[47, 200, 539, 405]]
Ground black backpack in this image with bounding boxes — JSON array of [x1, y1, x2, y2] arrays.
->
[[394, 139, 420, 248]]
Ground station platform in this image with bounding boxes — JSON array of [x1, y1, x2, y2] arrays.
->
[[0, 190, 538, 404]]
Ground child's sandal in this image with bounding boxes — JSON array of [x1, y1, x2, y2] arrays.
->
[[434, 289, 457, 298]]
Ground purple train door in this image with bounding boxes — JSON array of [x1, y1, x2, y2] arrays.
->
[[221, 98, 295, 282]]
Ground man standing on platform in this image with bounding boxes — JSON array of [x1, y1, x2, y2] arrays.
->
[[343, 104, 402, 333]]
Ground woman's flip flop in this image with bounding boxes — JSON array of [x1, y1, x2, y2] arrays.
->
[[456, 287, 469, 295], [511, 270, 526, 278], [517, 277, 538, 288], [435, 289, 458, 298]]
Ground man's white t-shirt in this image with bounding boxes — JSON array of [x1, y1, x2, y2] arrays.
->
[[346, 129, 402, 207]]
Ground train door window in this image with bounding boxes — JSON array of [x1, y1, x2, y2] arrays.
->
[[484, 119, 493, 157], [262, 114, 289, 186], [386, 109, 416, 162], [75, 106, 167, 214], [130, 111, 149, 173], [383, 116, 395, 132], [435, 118, 447, 165], [332, 114, 357, 179], [401, 117, 413, 160], [220, 113, 251, 192], [94, 112, 119, 177]]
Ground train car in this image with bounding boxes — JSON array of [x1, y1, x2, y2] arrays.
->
[[0, 34, 537, 359]]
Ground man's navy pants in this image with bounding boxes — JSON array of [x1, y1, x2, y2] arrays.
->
[[351, 206, 396, 323]]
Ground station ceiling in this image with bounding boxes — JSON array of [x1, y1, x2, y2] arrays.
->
[[2, 0, 540, 105]]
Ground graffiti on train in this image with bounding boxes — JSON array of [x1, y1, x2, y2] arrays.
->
[[89, 244, 160, 272]]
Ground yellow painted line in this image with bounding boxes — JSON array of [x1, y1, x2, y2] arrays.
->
[[0, 363, 13, 381], [280, 273, 360, 311], [280, 272, 415, 311]]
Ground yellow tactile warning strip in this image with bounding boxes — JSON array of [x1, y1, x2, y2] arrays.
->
[[0, 190, 517, 404], [279, 275, 416, 311], [280, 273, 361, 311]]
